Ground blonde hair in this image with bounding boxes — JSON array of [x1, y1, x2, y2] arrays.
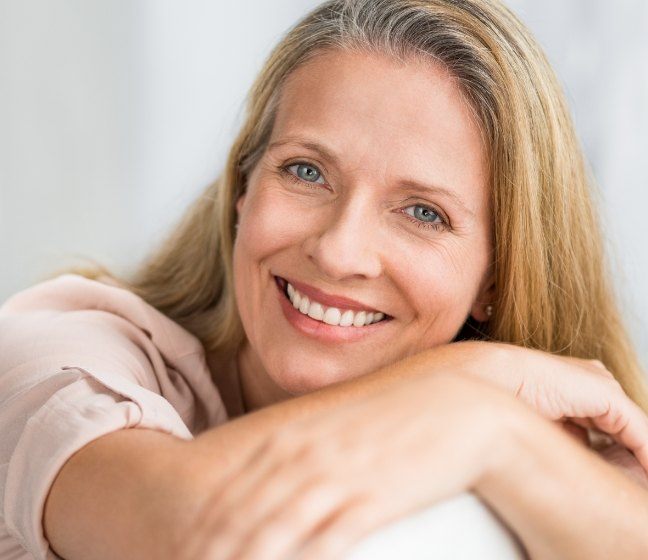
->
[[53, 0, 648, 411]]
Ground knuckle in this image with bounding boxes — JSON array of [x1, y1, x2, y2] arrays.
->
[[604, 409, 628, 435], [583, 358, 617, 378], [604, 376, 624, 392], [589, 359, 614, 377]]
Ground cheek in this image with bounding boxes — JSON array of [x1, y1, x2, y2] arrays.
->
[[238, 187, 309, 258], [397, 238, 488, 319], [232, 185, 310, 322]]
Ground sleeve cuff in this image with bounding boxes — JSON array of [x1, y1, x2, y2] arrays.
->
[[3, 366, 193, 559]]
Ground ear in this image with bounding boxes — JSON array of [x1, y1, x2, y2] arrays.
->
[[470, 267, 496, 323]]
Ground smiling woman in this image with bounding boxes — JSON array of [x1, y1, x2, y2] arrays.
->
[[2, 1, 648, 559], [231, 49, 494, 400]]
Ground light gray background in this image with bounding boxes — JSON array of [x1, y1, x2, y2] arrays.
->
[[1, 0, 647, 369]]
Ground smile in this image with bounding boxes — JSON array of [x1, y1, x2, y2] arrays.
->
[[273, 275, 394, 343], [282, 279, 387, 326]]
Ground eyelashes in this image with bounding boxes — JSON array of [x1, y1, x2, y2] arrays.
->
[[281, 162, 327, 187], [278, 161, 450, 233]]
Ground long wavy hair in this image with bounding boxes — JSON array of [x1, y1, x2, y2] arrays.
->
[[52, 0, 648, 411]]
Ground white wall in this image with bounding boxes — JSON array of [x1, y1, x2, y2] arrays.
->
[[0, 0, 319, 294], [1, 0, 647, 367]]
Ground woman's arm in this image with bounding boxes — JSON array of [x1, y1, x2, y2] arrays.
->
[[44, 342, 480, 560], [477, 405, 648, 559], [183, 366, 648, 560], [44, 428, 192, 560], [44, 340, 648, 559]]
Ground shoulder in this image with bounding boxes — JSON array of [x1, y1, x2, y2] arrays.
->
[[0, 273, 229, 431], [0, 273, 204, 358]]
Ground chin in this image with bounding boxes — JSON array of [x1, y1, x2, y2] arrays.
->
[[273, 373, 331, 396], [270, 362, 350, 395]]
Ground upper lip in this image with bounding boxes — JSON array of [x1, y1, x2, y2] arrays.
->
[[279, 276, 388, 315]]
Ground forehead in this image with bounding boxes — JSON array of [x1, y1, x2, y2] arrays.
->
[[269, 49, 488, 210]]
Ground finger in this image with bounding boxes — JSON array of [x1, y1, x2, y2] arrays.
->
[[292, 497, 387, 560], [565, 357, 616, 383], [196, 460, 300, 560], [199, 433, 337, 560], [182, 437, 294, 560], [587, 360, 615, 380], [552, 369, 648, 470], [567, 416, 596, 430], [233, 480, 350, 560], [591, 398, 648, 475]]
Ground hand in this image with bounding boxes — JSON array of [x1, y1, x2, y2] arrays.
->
[[449, 341, 648, 474], [175, 371, 522, 560]]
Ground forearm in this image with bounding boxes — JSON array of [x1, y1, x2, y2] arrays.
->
[[44, 428, 193, 560], [45, 343, 476, 559], [476, 403, 648, 559], [187, 342, 484, 486]]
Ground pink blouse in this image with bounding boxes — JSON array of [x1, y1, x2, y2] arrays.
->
[[0, 274, 229, 559]]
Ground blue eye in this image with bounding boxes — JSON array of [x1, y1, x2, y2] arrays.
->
[[279, 161, 449, 232], [403, 205, 441, 224], [282, 163, 326, 186], [401, 204, 448, 232]]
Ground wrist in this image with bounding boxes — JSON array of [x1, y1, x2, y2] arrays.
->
[[434, 340, 518, 392], [473, 394, 539, 496]]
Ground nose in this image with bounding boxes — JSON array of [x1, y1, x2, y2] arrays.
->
[[303, 194, 383, 281]]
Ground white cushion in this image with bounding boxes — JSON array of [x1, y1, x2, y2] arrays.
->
[[346, 492, 526, 559]]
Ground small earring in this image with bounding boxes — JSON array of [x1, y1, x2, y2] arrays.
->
[[485, 304, 493, 318]]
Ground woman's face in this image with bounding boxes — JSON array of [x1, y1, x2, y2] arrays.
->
[[233, 49, 493, 399]]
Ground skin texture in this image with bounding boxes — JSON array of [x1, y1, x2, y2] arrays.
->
[[42, 339, 648, 560], [179, 370, 520, 560], [232, 49, 495, 412], [40, 50, 648, 560], [176, 343, 648, 560]]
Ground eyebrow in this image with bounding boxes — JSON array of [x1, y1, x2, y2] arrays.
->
[[267, 137, 476, 218]]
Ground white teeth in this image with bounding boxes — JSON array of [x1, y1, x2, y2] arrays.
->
[[298, 295, 310, 314], [307, 302, 324, 321], [322, 307, 342, 325], [352, 311, 366, 327], [284, 281, 387, 327], [339, 309, 354, 327]]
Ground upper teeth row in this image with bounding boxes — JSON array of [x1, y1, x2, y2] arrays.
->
[[287, 282, 385, 327]]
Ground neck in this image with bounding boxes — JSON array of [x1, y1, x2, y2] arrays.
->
[[236, 339, 292, 413]]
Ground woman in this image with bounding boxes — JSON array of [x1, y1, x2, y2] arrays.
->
[[2, 0, 648, 558]]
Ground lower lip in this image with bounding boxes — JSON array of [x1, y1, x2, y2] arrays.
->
[[273, 275, 393, 343]]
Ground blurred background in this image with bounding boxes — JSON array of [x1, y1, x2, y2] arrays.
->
[[1, 0, 647, 368]]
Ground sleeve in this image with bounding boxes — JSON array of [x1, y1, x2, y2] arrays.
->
[[0, 301, 196, 559]]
